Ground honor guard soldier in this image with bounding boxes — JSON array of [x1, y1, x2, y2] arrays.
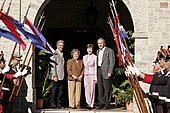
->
[[0, 53, 28, 113], [138, 55, 170, 113], [125, 53, 169, 113], [0, 52, 8, 113], [148, 59, 163, 113], [0, 52, 11, 113], [163, 55, 170, 113]]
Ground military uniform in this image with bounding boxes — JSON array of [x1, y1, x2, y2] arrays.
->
[[0, 71, 14, 113], [149, 71, 166, 113], [0, 54, 24, 113], [0, 52, 13, 113], [164, 55, 170, 113], [143, 54, 170, 113], [143, 69, 169, 113]]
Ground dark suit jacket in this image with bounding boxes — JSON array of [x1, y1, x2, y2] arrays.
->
[[151, 70, 170, 100], [97, 47, 115, 79]]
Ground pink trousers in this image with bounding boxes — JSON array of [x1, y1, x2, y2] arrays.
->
[[84, 75, 96, 108]]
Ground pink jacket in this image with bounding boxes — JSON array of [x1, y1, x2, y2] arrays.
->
[[83, 54, 97, 80]]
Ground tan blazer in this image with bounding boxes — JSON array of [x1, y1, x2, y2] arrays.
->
[[49, 50, 65, 80], [67, 59, 84, 81]]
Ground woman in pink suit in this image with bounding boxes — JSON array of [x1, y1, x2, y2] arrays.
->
[[83, 44, 97, 109]]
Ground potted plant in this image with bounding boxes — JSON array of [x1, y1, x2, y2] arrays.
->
[[112, 84, 126, 107], [35, 51, 53, 109], [120, 80, 133, 111], [112, 79, 133, 110]]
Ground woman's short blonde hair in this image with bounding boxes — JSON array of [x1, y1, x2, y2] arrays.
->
[[71, 49, 80, 56]]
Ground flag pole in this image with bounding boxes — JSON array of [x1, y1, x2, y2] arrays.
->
[[108, 14, 143, 112], [5, 0, 18, 64], [8, 6, 46, 112], [18, 0, 22, 57], [6, 0, 12, 14], [23, 2, 31, 23], [16, 12, 46, 97], [8, 43, 32, 103], [110, 1, 148, 113], [40, 19, 46, 31], [108, 7, 141, 112], [7, 3, 32, 112], [0, 0, 18, 92], [37, 11, 45, 27], [1, 0, 17, 65], [110, 1, 146, 112], [19, 0, 21, 22], [16, 44, 34, 96], [16, 11, 46, 95], [0, 0, 7, 11]]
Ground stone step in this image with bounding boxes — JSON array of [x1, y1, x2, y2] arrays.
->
[[34, 109, 133, 113]]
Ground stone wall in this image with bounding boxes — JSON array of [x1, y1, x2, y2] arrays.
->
[[126, 0, 170, 73], [0, 0, 170, 112], [125, 0, 170, 112]]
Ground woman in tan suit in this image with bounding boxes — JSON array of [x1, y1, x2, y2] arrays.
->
[[67, 49, 84, 109]]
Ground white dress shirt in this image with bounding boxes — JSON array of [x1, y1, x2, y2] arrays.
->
[[98, 47, 106, 66], [56, 49, 63, 58]]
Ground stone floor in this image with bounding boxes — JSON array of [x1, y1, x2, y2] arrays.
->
[[33, 108, 133, 113]]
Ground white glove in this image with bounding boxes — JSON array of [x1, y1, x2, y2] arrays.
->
[[14, 69, 22, 78], [127, 65, 135, 75], [125, 69, 131, 77], [21, 68, 28, 76], [2, 65, 10, 74], [133, 65, 141, 76]]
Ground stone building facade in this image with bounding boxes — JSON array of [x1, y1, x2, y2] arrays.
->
[[0, 0, 170, 112]]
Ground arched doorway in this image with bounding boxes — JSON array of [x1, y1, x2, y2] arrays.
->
[[34, 0, 134, 109], [34, 0, 134, 58]]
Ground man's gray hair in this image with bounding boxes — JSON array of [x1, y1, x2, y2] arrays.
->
[[56, 40, 65, 45], [97, 38, 106, 44]]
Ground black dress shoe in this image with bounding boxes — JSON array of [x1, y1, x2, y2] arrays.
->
[[88, 107, 93, 110], [70, 107, 76, 109], [76, 106, 81, 109], [61, 107, 65, 109], [57, 107, 65, 109], [50, 105, 56, 109], [57, 104, 64, 109], [97, 105, 103, 109], [87, 105, 93, 110], [57, 106, 62, 109], [103, 105, 110, 110]]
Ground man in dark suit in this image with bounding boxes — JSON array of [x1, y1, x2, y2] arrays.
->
[[96, 38, 115, 109]]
